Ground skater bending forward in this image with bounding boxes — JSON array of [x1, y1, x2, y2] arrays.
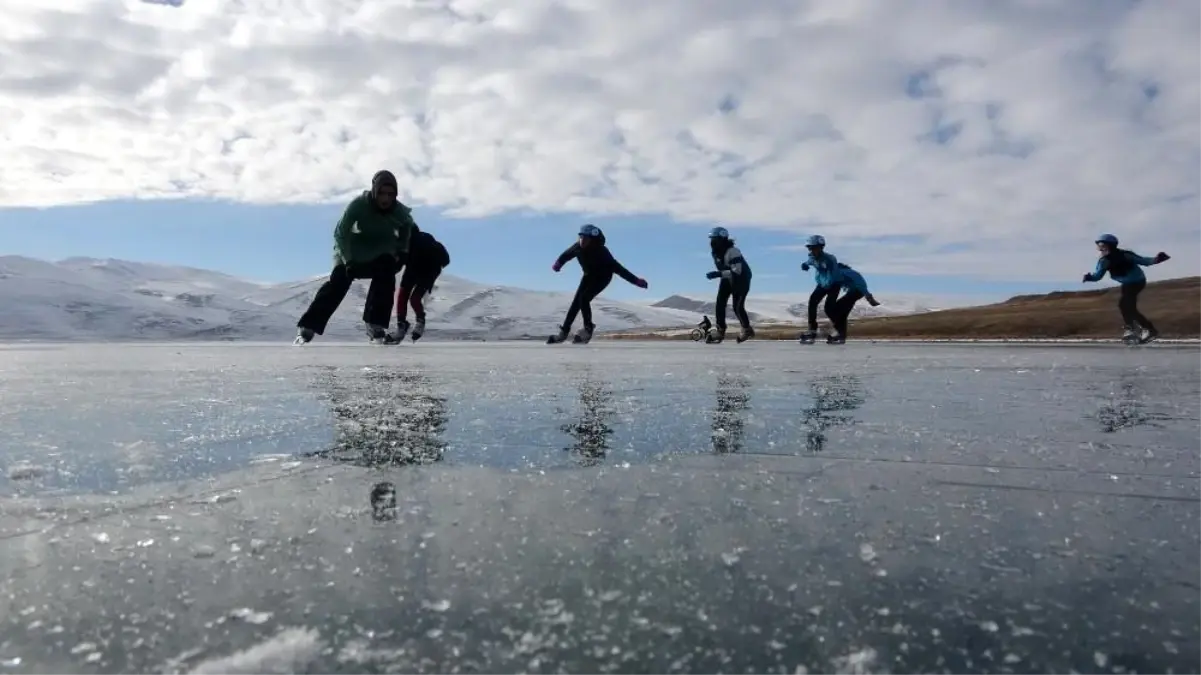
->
[[1082, 233, 1170, 344], [825, 263, 880, 344], [799, 235, 843, 342], [392, 227, 450, 343], [704, 227, 754, 343], [296, 170, 416, 344], [549, 224, 648, 344]]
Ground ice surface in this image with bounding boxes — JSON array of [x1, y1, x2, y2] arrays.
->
[[0, 341, 1198, 673]]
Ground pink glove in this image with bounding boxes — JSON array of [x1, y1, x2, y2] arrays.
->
[[634, 277, 648, 289], [552, 262, 562, 272]]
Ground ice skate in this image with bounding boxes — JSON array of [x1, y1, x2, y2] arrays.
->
[[294, 327, 315, 346], [706, 327, 725, 344], [1138, 327, 1160, 345], [735, 327, 755, 344], [387, 320, 410, 344], [547, 325, 570, 344], [411, 318, 426, 342], [366, 323, 398, 345], [798, 330, 817, 344], [1121, 327, 1139, 345], [826, 331, 845, 345], [572, 323, 595, 344]]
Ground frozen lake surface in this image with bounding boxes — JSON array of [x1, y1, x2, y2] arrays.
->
[[0, 341, 1198, 673]]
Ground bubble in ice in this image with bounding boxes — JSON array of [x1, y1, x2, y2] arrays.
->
[[6, 463, 47, 480], [422, 599, 451, 612], [858, 543, 877, 563], [229, 608, 272, 624], [91, 532, 111, 544]]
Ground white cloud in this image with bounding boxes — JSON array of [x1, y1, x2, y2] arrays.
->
[[0, 0, 1197, 280]]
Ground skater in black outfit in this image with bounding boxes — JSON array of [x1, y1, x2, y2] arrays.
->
[[1082, 233, 1170, 344], [704, 227, 754, 343], [549, 224, 648, 344], [391, 227, 450, 342]]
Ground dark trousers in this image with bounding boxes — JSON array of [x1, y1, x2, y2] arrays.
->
[[563, 273, 612, 330], [1119, 281, 1155, 331], [298, 255, 396, 335], [807, 283, 842, 331], [715, 278, 752, 332], [830, 290, 865, 336], [396, 267, 440, 323]]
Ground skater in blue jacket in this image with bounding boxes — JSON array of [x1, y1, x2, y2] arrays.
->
[[1082, 233, 1170, 343], [799, 235, 843, 342], [824, 263, 880, 344]]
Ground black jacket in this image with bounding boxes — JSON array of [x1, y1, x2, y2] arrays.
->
[[408, 231, 450, 273], [555, 235, 639, 284]]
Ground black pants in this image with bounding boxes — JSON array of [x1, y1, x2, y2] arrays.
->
[[807, 284, 842, 331], [715, 278, 752, 332], [1119, 281, 1156, 331], [298, 255, 396, 335], [830, 290, 864, 337], [397, 266, 440, 323], [563, 273, 612, 330]]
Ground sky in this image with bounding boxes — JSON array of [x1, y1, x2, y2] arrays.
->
[[0, 0, 1197, 304]]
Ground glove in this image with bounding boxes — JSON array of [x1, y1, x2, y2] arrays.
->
[[634, 278, 648, 289], [867, 296, 880, 307], [1155, 252, 1170, 263], [552, 262, 562, 272], [1082, 274, 1091, 283], [706, 271, 721, 280], [801, 263, 810, 271]]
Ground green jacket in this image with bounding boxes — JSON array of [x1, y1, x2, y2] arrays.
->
[[332, 192, 416, 267]]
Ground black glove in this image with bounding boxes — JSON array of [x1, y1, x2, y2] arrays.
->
[[1155, 252, 1170, 263], [706, 271, 721, 280], [801, 263, 810, 271], [1081, 274, 1090, 283]]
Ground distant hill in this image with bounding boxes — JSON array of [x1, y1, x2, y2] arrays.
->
[[0, 256, 705, 342], [612, 277, 1201, 340]]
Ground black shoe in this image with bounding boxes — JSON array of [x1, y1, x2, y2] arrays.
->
[[736, 328, 755, 343]]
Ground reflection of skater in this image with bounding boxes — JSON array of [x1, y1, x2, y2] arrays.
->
[[798, 235, 843, 343], [1082, 234, 1170, 344], [392, 228, 450, 343], [800, 374, 866, 452], [711, 373, 751, 453], [559, 376, 615, 466], [548, 224, 648, 344], [825, 263, 881, 344], [704, 227, 754, 343], [295, 170, 417, 345]]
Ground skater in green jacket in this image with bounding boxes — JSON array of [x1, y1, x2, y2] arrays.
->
[[296, 170, 417, 344]]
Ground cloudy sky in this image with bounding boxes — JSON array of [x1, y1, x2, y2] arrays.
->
[[0, 0, 1196, 301]]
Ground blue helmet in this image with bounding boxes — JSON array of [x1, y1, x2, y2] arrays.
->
[[806, 234, 826, 247], [1096, 233, 1118, 246], [708, 226, 729, 239], [579, 224, 602, 238]]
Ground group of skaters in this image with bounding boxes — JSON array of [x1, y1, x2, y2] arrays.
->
[[295, 170, 1173, 346]]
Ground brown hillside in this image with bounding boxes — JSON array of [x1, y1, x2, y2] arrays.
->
[[607, 276, 1200, 340]]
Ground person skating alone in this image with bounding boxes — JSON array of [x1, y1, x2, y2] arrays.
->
[[1082, 233, 1170, 344], [295, 170, 417, 345], [548, 224, 648, 344], [704, 227, 754, 343], [799, 235, 844, 343], [391, 227, 450, 342], [824, 263, 881, 344]]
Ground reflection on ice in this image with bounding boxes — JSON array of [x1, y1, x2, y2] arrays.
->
[[799, 374, 867, 453]]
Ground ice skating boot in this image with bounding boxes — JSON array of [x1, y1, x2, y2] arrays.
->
[[798, 329, 817, 344], [826, 331, 845, 345], [1138, 327, 1160, 344], [736, 327, 755, 344], [706, 327, 725, 344], [547, 325, 570, 344], [388, 319, 411, 343], [572, 323, 595, 344], [294, 327, 315, 345], [410, 318, 426, 342], [366, 323, 398, 345], [1121, 327, 1138, 344]]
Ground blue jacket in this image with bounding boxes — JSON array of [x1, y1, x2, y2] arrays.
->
[[1084, 249, 1158, 285], [804, 252, 843, 289], [838, 265, 869, 295]]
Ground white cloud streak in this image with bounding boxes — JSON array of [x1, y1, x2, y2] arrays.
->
[[0, 0, 1197, 279]]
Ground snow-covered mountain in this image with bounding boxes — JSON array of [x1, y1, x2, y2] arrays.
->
[[0, 256, 705, 342], [650, 292, 942, 322]]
